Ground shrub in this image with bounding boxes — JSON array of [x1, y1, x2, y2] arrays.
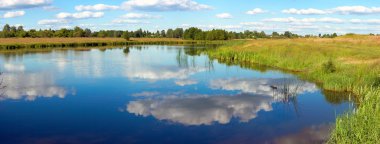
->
[[323, 59, 336, 73]]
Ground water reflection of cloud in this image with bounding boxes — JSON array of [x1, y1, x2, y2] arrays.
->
[[0, 72, 72, 101], [272, 124, 331, 144], [210, 78, 318, 97], [175, 79, 198, 86], [125, 66, 205, 81], [127, 93, 273, 125], [4, 63, 25, 72], [131, 91, 160, 97]]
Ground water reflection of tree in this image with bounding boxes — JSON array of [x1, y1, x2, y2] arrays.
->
[[322, 90, 356, 105], [176, 48, 214, 71], [123, 47, 130, 55]]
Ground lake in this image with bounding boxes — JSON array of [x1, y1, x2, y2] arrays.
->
[[0, 45, 353, 144]]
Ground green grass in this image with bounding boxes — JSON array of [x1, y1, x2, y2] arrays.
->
[[203, 37, 380, 143], [0, 38, 227, 51], [329, 86, 380, 143]]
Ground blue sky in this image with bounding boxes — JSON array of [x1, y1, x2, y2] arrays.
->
[[1, 0, 380, 34]]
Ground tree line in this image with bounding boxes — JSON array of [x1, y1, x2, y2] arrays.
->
[[0, 24, 339, 40]]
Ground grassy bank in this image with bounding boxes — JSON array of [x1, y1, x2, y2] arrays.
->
[[0, 38, 225, 50], [205, 36, 380, 143]]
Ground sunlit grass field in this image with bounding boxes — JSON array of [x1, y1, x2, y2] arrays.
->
[[206, 35, 380, 143]]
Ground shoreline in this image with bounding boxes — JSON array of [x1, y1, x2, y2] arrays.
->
[[203, 37, 380, 143], [0, 38, 227, 50]]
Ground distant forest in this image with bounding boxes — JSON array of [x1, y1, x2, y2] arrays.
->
[[0, 24, 339, 40]]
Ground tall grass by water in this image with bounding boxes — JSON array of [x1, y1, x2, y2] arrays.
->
[[205, 36, 380, 143], [0, 38, 226, 50]]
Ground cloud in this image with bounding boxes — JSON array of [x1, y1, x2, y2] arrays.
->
[[350, 19, 380, 25], [0, 0, 51, 10], [121, 0, 212, 11], [333, 6, 380, 15], [263, 17, 344, 24], [112, 19, 149, 24], [2, 10, 24, 18], [121, 13, 160, 19], [42, 6, 59, 11], [38, 19, 68, 25], [240, 22, 264, 26], [193, 24, 242, 30], [282, 6, 380, 15], [216, 13, 232, 19], [75, 4, 119, 11], [126, 93, 273, 125], [175, 79, 198, 86], [56, 11, 104, 19], [282, 8, 328, 15], [246, 8, 265, 15]]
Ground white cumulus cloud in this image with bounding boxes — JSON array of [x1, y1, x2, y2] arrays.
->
[[263, 17, 344, 24], [75, 4, 119, 11], [2, 10, 25, 18], [112, 19, 149, 24], [333, 6, 380, 15], [282, 6, 380, 15], [216, 13, 232, 19], [246, 8, 265, 15], [0, 0, 51, 10], [56, 11, 104, 19], [350, 19, 380, 24], [38, 19, 68, 25], [121, 0, 212, 11], [121, 13, 160, 19], [282, 8, 328, 15]]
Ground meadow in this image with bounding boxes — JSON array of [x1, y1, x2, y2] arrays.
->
[[204, 35, 380, 143]]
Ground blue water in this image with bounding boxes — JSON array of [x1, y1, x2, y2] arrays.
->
[[0, 45, 352, 144]]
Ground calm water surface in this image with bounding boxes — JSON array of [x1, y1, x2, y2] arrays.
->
[[0, 45, 353, 144]]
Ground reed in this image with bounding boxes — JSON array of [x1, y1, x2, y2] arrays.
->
[[0, 38, 227, 50]]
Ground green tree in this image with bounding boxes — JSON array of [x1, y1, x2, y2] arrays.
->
[[173, 28, 184, 38], [2, 24, 11, 38], [160, 30, 166, 37], [16, 26, 27, 37], [184, 27, 202, 40], [166, 29, 174, 38], [84, 28, 92, 37], [73, 26, 84, 37], [284, 31, 292, 38], [122, 31, 130, 41]]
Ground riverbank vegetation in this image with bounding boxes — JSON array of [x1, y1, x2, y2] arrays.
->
[[1, 24, 337, 40], [0, 23, 341, 50], [203, 35, 380, 143], [0, 37, 227, 51]]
